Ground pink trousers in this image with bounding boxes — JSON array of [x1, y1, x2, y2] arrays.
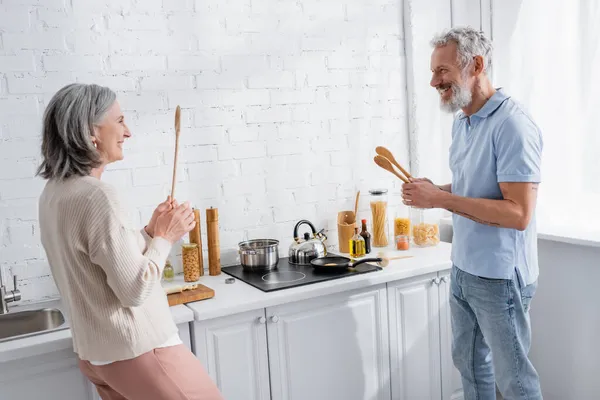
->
[[79, 345, 224, 400]]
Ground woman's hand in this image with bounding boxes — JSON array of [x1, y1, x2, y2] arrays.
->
[[154, 201, 196, 244], [145, 196, 178, 237]]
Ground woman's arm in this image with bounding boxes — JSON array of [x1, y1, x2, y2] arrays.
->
[[86, 187, 172, 308]]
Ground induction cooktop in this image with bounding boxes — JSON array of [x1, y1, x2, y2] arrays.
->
[[221, 256, 381, 292]]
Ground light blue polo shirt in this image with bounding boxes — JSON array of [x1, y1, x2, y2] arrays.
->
[[449, 89, 543, 286]]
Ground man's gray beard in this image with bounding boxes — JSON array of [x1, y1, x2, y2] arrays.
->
[[440, 82, 472, 113]]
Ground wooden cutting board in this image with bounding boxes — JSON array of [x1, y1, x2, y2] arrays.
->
[[167, 284, 215, 306]]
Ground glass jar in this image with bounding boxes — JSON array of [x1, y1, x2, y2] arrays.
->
[[410, 207, 441, 247], [369, 189, 389, 247], [393, 205, 411, 238], [163, 260, 175, 282], [182, 243, 201, 282], [395, 234, 410, 251]]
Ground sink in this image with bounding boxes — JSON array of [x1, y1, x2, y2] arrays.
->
[[0, 308, 66, 342]]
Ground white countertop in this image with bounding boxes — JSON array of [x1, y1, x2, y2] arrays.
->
[[0, 299, 194, 363], [186, 243, 452, 321]]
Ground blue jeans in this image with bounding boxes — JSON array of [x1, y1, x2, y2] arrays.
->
[[450, 265, 542, 400]]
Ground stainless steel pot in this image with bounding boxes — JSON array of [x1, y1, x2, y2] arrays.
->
[[238, 239, 280, 272]]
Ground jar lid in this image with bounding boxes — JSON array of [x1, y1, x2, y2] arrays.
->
[[369, 189, 388, 195]]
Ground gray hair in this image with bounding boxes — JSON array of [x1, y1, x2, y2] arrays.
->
[[430, 26, 493, 73], [37, 83, 116, 180]]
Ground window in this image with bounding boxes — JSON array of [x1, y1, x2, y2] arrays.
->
[[493, 0, 600, 228]]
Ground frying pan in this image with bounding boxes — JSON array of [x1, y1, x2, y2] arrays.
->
[[310, 256, 383, 271]]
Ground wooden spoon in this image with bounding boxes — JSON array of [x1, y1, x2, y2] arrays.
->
[[377, 255, 414, 267], [374, 155, 409, 183], [353, 190, 360, 222], [171, 105, 181, 199], [375, 146, 412, 181]]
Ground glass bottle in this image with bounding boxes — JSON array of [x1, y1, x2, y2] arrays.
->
[[349, 227, 366, 258], [359, 219, 371, 254], [163, 259, 175, 282], [369, 189, 389, 247]]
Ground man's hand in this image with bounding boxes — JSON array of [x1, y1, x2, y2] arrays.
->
[[145, 196, 177, 238], [402, 179, 448, 208]]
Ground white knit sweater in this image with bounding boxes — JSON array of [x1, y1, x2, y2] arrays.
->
[[39, 175, 177, 362]]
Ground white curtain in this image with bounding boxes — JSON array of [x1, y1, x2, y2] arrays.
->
[[493, 0, 600, 227]]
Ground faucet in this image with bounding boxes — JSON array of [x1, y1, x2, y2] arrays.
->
[[0, 268, 21, 314]]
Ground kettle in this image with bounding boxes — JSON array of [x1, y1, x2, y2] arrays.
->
[[288, 220, 327, 265]]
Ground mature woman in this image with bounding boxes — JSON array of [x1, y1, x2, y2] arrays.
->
[[37, 83, 223, 400]]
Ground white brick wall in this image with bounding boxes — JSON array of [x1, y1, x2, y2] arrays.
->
[[0, 0, 410, 303]]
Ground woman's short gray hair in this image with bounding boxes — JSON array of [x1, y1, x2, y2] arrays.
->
[[37, 83, 116, 180], [430, 26, 493, 73]]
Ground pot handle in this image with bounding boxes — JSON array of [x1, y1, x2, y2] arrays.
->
[[351, 257, 382, 268], [293, 220, 317, 240]]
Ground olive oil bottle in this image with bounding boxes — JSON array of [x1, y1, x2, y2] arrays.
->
[[349, 227, 366, 258]]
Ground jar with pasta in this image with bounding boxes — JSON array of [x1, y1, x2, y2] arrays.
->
[[394, 205, 411, 238], [182, 243, 201, 282], [369, 189, 389, 247], [410, 208, 440, 247]]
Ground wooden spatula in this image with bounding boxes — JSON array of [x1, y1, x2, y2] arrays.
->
[[375, 146, 412, 181], [374, 155, 409, 183], [171, 105, 181, 199]]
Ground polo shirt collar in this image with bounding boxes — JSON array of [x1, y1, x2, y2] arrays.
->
[[458, 88, 509, 120]]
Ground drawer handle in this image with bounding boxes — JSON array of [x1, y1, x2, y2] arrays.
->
[[258, 316, 266, 324], [270, 315, 280, 323]]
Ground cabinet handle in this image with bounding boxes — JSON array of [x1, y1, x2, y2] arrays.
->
[[432, 277, 441, 285], [258, 316, 266, 324], [441, 276, 448, 283], [270, 315, 280, 323]]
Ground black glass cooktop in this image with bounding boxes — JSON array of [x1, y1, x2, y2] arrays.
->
[[222, 256, 381, 292]]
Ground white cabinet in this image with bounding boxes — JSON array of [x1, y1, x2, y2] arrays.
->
[[0, 320, 194, 400], [388, 272, 442, 400], [438, 271, 464, 400], [193, 308, 271, 400], [0, 348, 96, 400], [388, 270, 463, 400], [266, 285, 391, 400]]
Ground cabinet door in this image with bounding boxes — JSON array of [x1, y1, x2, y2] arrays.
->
[[0, 348, 96, 400], [177, 321, 192, 351], [193, 309, 270, 400], [438, 271, 464, 400], [388, 273, 442, 400], [267, 285, 391, 400]]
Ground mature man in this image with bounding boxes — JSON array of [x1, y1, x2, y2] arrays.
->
[[402, 27, 543, 399]]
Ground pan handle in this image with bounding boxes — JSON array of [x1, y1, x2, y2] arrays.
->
[[351, 257, 382, 268]]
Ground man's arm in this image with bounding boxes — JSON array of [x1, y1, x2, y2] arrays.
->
[[438, 182, 538, 230]]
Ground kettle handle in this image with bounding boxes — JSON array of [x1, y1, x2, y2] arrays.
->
[[293, 220, 317, 240]]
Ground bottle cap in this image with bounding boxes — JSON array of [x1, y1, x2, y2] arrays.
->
[[361, 219, 367, 224]]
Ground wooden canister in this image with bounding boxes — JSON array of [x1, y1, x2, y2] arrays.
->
[[337, 210, 356, 254], [189, 208, 204, 276], [206, 207, 221, 276]]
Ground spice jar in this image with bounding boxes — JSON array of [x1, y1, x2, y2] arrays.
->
[[410, 208, 440, 247], [393, 205, 411, 238], [395, 235, 410, 251], [182, 243, 201, 282], [369, 189, 389, 247], [163, 260, 174, 282]]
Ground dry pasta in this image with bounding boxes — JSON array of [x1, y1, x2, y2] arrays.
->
[[370, 201, 388, 247], [412, 223, 440, 247], [394, 217, 411, 237]]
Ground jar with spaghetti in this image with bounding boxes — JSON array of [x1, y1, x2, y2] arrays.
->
[[182, 243, 201, 282], [410, 208, 440, 247], [369, 189, 389, 247]]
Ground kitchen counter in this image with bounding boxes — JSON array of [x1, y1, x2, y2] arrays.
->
[[0, 299, 194, 363], [186, 242, 452, 321]]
